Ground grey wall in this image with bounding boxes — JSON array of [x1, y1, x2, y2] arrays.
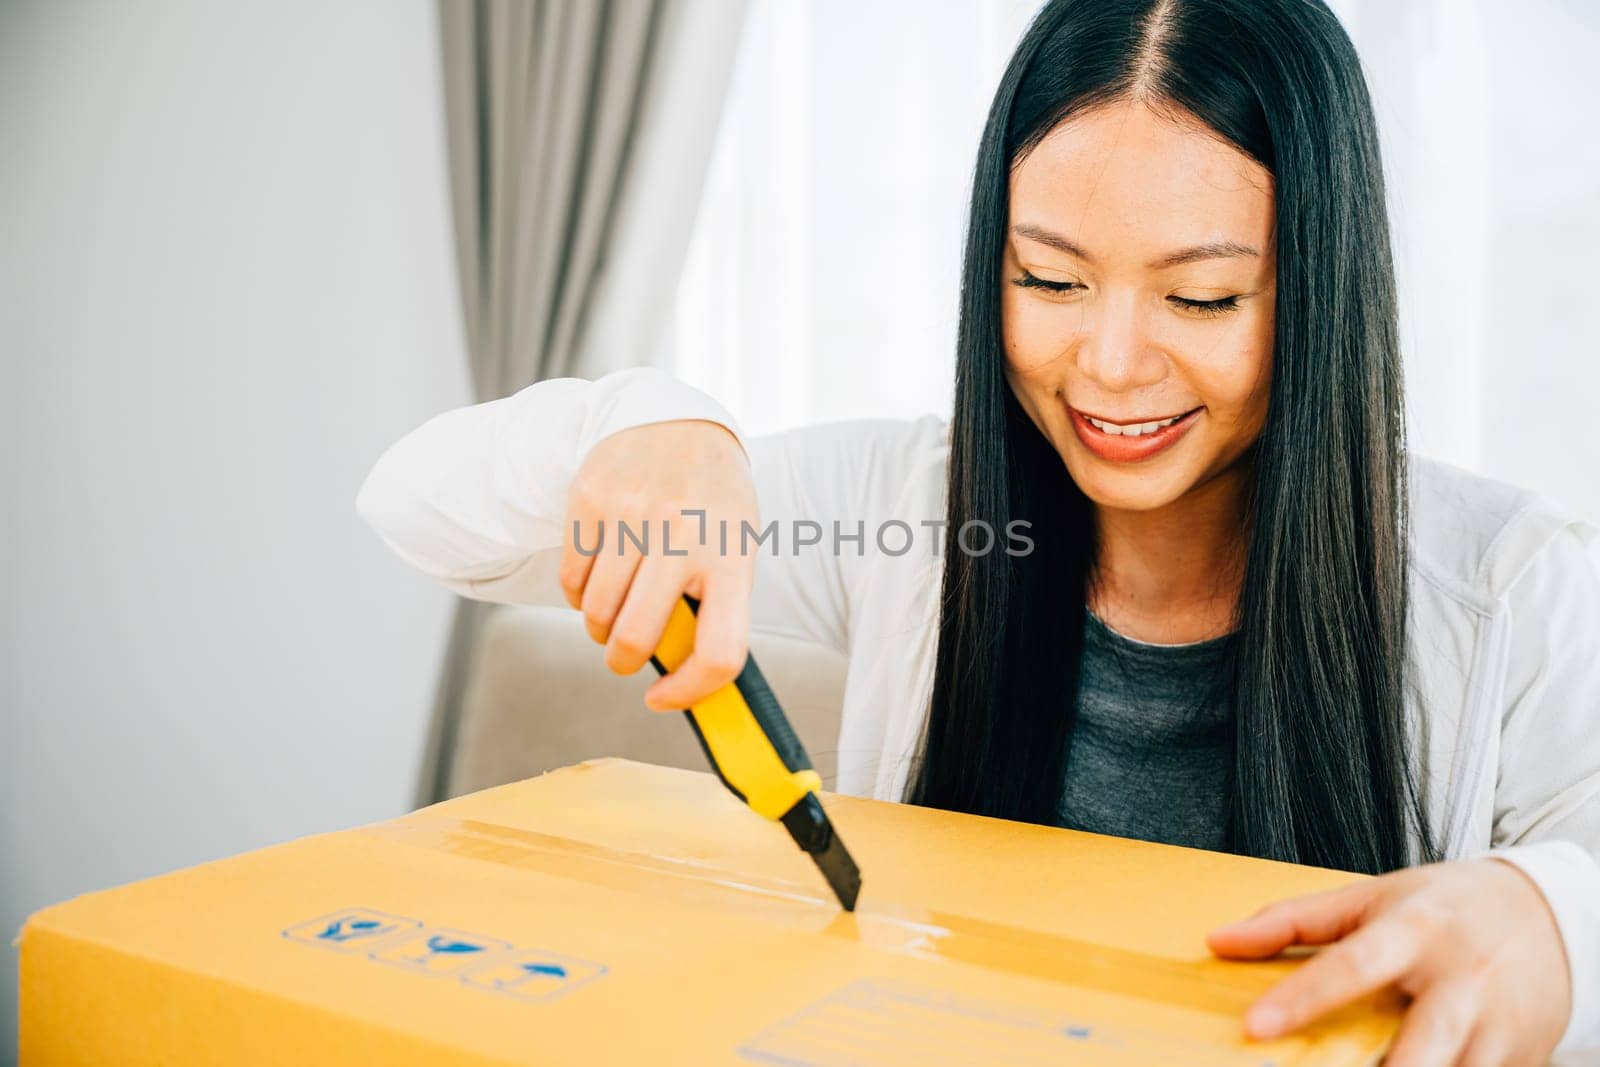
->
[[1, 1, 470, 1058]]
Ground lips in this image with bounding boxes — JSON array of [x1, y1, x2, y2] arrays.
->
[[1068, 405, 1202, 463]]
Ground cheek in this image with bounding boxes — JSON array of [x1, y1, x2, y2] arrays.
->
[[1192, 318, 1273, 427], [998, 291, 1065, 433], [1000, 286, 1070, 380]]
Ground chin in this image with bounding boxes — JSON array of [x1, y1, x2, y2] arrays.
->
[[1055, 444, 1195, 512], [1080, 481, 1188, 512]]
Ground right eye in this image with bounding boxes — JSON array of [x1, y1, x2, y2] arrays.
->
[[1011, 269, 1083, 295]]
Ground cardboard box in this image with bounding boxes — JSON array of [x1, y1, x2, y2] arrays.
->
[[20, 758, 1398, 1064]]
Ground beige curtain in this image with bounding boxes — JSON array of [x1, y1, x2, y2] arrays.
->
[[421, 0, 745, 805]]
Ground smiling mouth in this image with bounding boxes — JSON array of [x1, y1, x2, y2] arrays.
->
[[1071, 406, 1202, 437]]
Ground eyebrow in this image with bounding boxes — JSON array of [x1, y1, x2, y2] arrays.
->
[[1152, 240, 1260, 268], [1011, 224, 1259, 269]]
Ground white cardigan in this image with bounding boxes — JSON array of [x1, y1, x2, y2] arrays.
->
[[357, 367, 1600, 1058]]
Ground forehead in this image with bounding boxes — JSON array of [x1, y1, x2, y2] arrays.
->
[[1009, 99, 1275, 256]]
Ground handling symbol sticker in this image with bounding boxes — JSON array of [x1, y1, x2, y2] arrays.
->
[[371, 928, 514, 975], [282, 908, 419, 953], [461, 949, 608, 1002], [283, 906, 609, 1005]]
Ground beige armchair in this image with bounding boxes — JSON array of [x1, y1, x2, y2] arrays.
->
[[447, 605, 849, 796]]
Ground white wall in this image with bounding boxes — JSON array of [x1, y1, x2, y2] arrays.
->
[[0, 2, 470, 1058]]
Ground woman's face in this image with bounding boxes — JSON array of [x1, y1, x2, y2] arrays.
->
[[1002, 99, 1276, 513]]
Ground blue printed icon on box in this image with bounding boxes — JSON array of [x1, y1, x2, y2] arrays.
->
[[282, 908, 419, 953], [462, 949, 607, 1002], [371, 929, 513, 975], [282, 907, 608, 1005]]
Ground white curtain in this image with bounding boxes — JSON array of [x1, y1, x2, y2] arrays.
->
[[1334, 0, 1600, 522], [426, 0, 744, 803], [674, 0, 1600, 522], [670, 0, 1040, 434]]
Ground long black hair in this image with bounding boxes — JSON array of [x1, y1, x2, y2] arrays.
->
[[905, 0, 1437, 874]]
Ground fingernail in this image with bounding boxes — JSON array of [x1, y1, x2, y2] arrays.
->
[[1246, 1004, 1285, 1038]]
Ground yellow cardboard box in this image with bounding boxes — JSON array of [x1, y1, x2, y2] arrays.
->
[[20, 758, 1398, 1064]]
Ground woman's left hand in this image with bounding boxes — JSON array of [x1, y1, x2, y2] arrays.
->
[[1206, 858, 1570, 1065]]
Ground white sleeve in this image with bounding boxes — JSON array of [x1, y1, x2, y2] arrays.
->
[[355, 368, 745, 607], [1485, 519, 1600, 1059], [355, 369, 944, 656], [740, 415, 948, 655]]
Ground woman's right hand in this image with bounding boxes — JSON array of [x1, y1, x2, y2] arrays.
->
[[558, 418, 760, 712]]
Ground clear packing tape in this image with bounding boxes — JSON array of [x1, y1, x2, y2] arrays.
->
[[372, 815, 1310, 1018]]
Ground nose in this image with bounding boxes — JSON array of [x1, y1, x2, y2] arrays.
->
[[1073, 290, 1167, 392]]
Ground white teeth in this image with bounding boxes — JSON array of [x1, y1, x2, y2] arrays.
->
[[1086, 412, 1184, 436]]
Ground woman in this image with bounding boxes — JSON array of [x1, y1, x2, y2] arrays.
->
[[358, 0, 1598, 1062]]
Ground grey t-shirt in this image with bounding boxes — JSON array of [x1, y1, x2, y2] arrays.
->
[[1057, 609, 1236, 851]]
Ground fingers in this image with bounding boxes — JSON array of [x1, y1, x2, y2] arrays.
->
[[1208, 880, 1379, 960], [1213, 863, 1561, 1064], [1241, 906, 1427, 1040], [645, 569, 750, 711], [1382, 981, 1480, 1067], [1457, 1025, 1516, 1067], [578, 543, 644, 645], [604, 561, 684, 676], [570, 540, 750, 707], [558, 515, 602, 609], [566, 521, 751, 708]]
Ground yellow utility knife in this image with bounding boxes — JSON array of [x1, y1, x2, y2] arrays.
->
[[649, 596, 862, 911]]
